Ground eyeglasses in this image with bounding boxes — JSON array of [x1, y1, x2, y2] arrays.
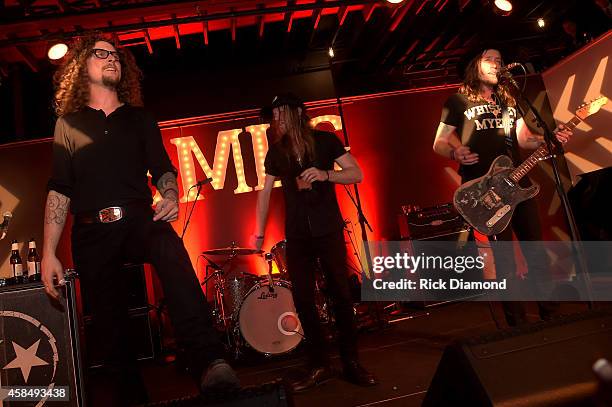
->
[[92, 48, 120, 60]]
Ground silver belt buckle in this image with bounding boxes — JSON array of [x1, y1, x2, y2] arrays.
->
[[98, 206, 123, 223]]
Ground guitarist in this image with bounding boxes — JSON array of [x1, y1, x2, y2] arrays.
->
[[432, 48, 573, 326]]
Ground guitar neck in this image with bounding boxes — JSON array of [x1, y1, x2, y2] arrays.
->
[[508, 115, 581, 183]]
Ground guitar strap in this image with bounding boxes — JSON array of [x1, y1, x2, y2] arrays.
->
[[497, 93, 514, 158]]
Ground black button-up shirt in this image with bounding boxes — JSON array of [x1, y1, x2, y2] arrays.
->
[[264, 130, 347, 239], [47, 104, 176, 214]]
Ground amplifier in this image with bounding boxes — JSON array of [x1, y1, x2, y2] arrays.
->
[[400, 228, 481, 309], [80, 263, 149, 316], [399, 203, 468, 240], [0, 274, 86, 406], [83, 308, 155, 368], [77, 263, 156, 368]]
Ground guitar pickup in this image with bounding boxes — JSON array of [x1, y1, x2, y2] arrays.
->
[[486, 205, 512, 227], [481, 189, 502, 210]]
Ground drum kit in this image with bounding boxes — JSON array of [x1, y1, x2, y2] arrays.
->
[[201, 241, 325, 359]]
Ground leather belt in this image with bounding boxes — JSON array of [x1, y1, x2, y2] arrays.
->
[[75, 203, 148, 224]]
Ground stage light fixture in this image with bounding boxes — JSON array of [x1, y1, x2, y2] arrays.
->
[[48, 43, 68, 60], [493, 0, 513, 16], [386, 0, 405, 3], [537, 17, 545, 28], [328, 47, 335, 58]]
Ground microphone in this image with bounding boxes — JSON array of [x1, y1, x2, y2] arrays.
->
[[191, 177, 213, 189], [0, 211, 12, 240], [497, 62, 523, 78]]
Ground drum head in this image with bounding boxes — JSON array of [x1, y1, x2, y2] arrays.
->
[[238, 281, 303, 355]]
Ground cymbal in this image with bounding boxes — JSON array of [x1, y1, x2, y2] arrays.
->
[[202, 247, 263, 256]]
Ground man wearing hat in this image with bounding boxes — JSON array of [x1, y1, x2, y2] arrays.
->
[[432, 48, 572, 326], [252, 93, 377, 391]]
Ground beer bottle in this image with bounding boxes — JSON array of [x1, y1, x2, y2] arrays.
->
[[27, 238, 41, 282], [9, 240, 25, 284]]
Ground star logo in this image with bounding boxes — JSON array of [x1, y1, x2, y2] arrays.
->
[[3, 339, 49, 382], [0, 310, 60, 403]]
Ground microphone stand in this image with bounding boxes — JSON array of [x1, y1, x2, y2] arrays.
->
[[329, 54, 388, 328], [0, 213, 12, 240], [328, 58, 374, 274], [502, 70, 593, 306], [180, 183, 203, 240]]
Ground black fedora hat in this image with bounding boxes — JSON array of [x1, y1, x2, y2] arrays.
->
[[260, 92, 305, 121]]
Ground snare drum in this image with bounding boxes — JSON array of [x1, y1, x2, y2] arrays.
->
[[235, 279, 303, 355], [221, 273, 260, 317]]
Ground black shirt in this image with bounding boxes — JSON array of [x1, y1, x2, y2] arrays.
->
[[264, 130, 347, 239], [440, 93, 521, 182], [47, 104, 176, 214]]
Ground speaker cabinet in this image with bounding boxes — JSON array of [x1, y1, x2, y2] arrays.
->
[[80, 263, 149, 316], [82, 309, 155, 368], [402, 228, 481, 308], [0, 277, 86, 406], [424, 311, 612, 406], [78, 264, 155, 368]]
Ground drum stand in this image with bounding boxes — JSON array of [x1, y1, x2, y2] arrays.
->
[[344, 222, 389, 329], [201, 253, 244, 353], [200, 247, 264, 360], [202, 265, 233, 344]]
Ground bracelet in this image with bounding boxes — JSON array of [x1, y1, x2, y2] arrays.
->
[[450, 149, 456, 161]]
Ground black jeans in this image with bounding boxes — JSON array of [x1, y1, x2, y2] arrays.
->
[[72, 207, 223, 405], [286, 230, 358, 367], [489, 196, 559, 325]]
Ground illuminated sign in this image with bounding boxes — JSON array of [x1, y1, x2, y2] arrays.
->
[[169, 115, 342, 202]]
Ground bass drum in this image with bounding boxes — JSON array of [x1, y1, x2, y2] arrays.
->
[[236, 280, 303, 355]]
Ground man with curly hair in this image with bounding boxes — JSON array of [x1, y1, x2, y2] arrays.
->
[[433, 48, 572, 326], [41, 33, 239, 405]]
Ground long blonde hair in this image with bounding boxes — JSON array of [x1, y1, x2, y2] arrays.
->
[[53, 32, 143, 117], [277, 106, 315, 164]]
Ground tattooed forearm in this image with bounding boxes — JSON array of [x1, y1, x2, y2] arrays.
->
[[157, 172, 179, 202], [43, 191, 70, 258], [45, 191, 70, 225]]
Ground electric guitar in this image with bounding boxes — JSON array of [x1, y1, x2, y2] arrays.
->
[[453, 96, 608, 236]]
